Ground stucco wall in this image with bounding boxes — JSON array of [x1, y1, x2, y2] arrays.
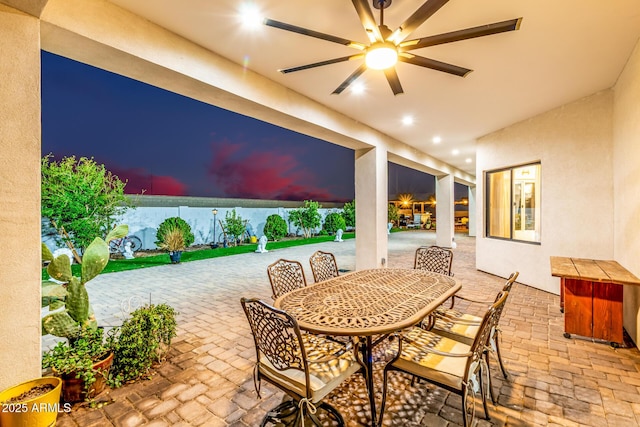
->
[[476, 91, 614, 293], [46, 205, 350, 252], [613, 39, 640, 343], [0, 5, 42, 389]]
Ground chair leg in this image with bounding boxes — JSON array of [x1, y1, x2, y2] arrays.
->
[[479, 364, 491, 420], [378, 367, 392, 427], [484, 350, 497, 405], [261, 399, 298, 426], [461, 384, 475, 427], [493, 331, 510, 379], [308, 409, 323, 426], [319, 402, 345, 427]]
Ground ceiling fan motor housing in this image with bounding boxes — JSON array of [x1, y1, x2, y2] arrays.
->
[[373, 0, 393, 9]]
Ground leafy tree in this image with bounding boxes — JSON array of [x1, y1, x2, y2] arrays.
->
[[263, 214, 288, 241], [323, 212, 346, 234], [222, 209, 247, 245], [388, 203, 399, 223], [41, 154, 131, 263], [341, 200, 355, 228], [289, 200, 322, 238]]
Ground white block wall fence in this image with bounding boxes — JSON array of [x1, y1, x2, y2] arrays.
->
[[43, 195, 349, 252]]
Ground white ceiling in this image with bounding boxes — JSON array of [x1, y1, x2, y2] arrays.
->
[[108, 0, 640, 175]]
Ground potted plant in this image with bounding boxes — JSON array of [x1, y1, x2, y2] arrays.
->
[[155, 217, 194, 263], [41, 224, 128, 402], [158, 228, 185, 263], [42, 327, 113, 403], [0, 376, 63, 427]]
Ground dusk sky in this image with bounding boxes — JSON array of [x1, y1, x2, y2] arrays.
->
[[41, 52, 464, 202]]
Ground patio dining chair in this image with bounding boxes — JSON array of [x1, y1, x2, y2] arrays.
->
[[428, 272, 519, 387], [267, 259, 307, 300], [241, 298, 360, 426], [414, 245, 454, 276], [309, 250, 339, 283], [379, 292, 509, 427]]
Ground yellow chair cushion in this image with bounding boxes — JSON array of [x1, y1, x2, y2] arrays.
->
[[259, 334, 360, 403], [432, 309, 481, 345], [393, 327, 471, 390]]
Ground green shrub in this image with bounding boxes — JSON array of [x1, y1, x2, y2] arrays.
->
[[107, 303, 177, 386], [342, 200, 355, 228], [156, 217, 194, 249], [263, 214, 288, 241], [323, 212, 346, 234]]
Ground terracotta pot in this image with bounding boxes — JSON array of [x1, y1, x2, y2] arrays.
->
[[0, 376, 62, 427], [59, 352, 113, 403]]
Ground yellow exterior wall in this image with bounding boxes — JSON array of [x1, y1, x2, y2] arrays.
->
[[0, 4, 43, 389]]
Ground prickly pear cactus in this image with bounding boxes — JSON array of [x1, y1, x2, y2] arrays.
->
[[41, 225, 128, 339], [81, 238, 110, 284]]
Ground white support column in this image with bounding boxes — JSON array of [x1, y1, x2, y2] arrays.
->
[[468, 186, 477, 237], [0, 5, 42, 389], [355, 147, 388, 269], [436, 174, 455, 247]]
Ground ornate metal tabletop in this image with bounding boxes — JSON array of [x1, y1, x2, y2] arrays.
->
[[274, 268, 461, 336]]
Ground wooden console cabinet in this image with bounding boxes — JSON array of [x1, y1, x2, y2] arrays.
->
[[550, 256, 640, 346]]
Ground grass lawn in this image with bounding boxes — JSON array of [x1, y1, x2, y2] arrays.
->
[[42, 233, 355, 279]]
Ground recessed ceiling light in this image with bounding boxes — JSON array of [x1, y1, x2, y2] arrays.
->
[[402, 116, 414, 125], [465, 158, 472, 163], [239, 3, 263, 28], [452, 149, 460, 155], [432, 136, 441, 144], [351, 82, 365, 94]]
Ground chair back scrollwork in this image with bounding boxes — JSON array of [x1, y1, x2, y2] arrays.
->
[[267, 259, 308, 299], [414, 245, 454, 276], [309, 251, 339, 283]]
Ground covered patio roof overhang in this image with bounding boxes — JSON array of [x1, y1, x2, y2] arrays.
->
[[2, 0, 640, 391], [0, 0, 474, 389]]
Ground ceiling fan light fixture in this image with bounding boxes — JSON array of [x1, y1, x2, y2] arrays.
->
[[365, 43, 398, 70]]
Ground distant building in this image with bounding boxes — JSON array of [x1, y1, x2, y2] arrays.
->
[[388, 192, 469, 229]]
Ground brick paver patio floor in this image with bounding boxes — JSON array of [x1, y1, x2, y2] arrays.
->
[[53, 231, 640, 426]]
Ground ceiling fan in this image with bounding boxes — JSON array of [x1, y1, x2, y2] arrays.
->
[[264, 0, 522, 95]]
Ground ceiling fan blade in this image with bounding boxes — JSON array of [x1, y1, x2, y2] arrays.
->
[[351, 0, 383, 42], [384, 68, 404, 95], [333, 64, 368, 94], [389, 0, 450, 43], [399, 53, 472, 77], [265, 19, 366, 50], [279, 54, 364, 74], [400, 18, 523, 51]]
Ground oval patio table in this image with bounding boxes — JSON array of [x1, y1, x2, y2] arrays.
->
[[274, 268, 461, 427]]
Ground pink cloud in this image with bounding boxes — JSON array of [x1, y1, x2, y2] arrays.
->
[[208, 139, 332, 201], [110, 166, 187, 196]]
